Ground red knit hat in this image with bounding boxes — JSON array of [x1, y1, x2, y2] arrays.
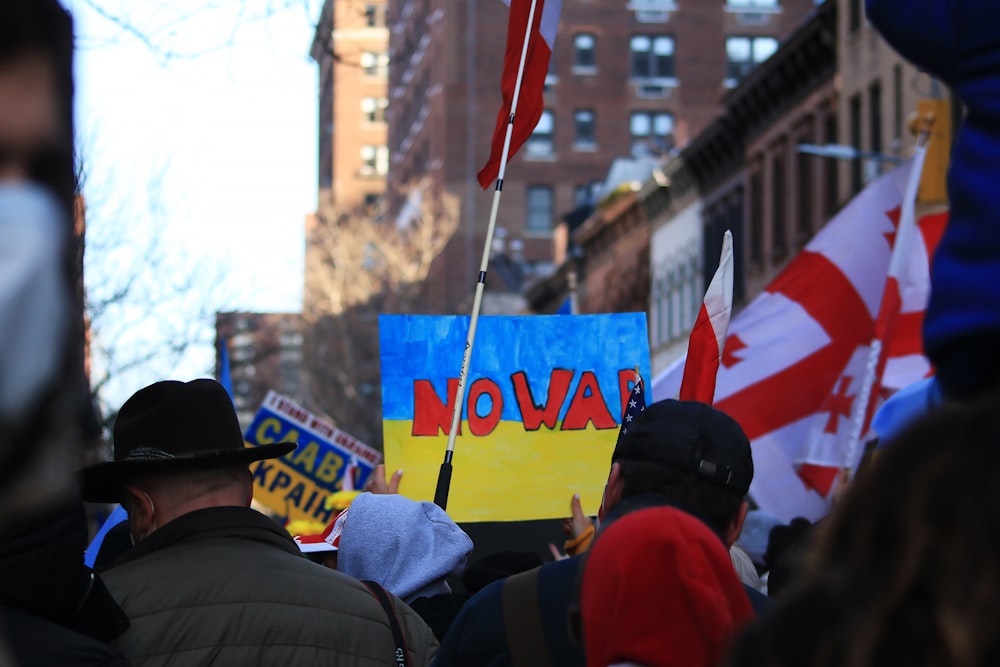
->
[[581, 506, 755, 667]]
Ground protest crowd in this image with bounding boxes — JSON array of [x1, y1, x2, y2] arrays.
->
[[3, 0, 1000, 666]]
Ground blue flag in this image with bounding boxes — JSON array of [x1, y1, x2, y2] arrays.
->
[[218, 337, 234, 401]]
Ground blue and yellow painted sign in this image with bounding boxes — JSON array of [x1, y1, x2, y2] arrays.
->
[[379, 314, 651, 522], [246, 391, 381, 524]]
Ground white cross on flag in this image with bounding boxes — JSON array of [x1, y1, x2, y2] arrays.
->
[[651, 159, 948, 521]]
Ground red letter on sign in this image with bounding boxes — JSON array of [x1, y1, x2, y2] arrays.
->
[[468, 378, 503, 436], [511, 369, 573, 431], [562, 371, 617, 430], [412, 378, 461, 436]]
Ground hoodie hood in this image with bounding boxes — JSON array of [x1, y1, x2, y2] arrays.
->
[[336, 492, 473, 603]]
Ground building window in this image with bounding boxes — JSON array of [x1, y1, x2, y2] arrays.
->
[[849, 94, 863, 194], [574, 33, 596, 70], [772, 151, 787, 258], [574, 109, 596, 148], [361, 97, 388, 123], [750, 168, 763, 266], [797, 146, 812, 240], [360, 145, 389, 176], [574, 182, 600, 206], [630, 111, 674, 156], [525, 110, 554, 157], [360, 51, 389, 77], [849, 0, 863, 31], [526, 185, 554, 233], [869, 80, 883, 160], [630, 35, 675, 80], [824, 113, 839, 216], [725, 36, 778, 83], [364, 4, 386, 27]]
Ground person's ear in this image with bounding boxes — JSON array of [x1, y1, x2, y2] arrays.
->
[[602, 462, 625, 513], [123, 484, 156, 543], [724, 500, 749, 548]]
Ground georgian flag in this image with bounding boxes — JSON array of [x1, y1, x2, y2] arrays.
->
[[652, 160, 947, 521]]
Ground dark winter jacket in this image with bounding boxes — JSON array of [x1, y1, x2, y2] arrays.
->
[[0, 500, 129, 665], [102, 506, 438, 667]]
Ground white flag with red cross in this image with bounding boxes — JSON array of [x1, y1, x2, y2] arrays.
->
[[652, 160, 947, 521]]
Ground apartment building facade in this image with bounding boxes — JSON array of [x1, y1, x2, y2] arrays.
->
[[386, 0, 817, 313], [310, 0, 390, 216]]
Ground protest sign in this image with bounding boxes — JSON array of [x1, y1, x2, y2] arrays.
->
[[246, 391, 381, 524], [380, 314, 650, 522]]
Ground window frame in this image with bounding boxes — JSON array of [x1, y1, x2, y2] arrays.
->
[[629, 34, 676, 81], [525, 185, 554, 234]]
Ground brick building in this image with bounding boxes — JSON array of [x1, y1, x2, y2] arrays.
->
[[386, 0, 817, 314], [310, 0, 390, 216], [215, 312, 305, 431]]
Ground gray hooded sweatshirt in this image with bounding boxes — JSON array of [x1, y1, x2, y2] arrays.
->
[[337, 492, 473, 604]]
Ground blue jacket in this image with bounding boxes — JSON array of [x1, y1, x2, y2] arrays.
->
[[867, 0, 1000, 394]]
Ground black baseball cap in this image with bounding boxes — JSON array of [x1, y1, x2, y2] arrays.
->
[[612, 399, 753, 496]]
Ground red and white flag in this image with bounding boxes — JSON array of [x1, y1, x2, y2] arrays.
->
[[651, 160, 947, 521], [796, 140, 947, 495], [679, 230, 734, 404], [341, 455, 360, 492], [477, 0, 562, 189]]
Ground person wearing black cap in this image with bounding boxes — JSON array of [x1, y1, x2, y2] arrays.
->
[[434, 398, 762, 667], [82, 379, 438, 666]]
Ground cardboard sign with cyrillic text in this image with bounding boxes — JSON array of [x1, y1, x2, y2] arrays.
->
[[246, 391, 380, 524]]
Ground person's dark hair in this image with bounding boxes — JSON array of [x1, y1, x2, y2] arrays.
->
[[0, 0, 75, 207], [726, 397, 1000, 667], [617, 459, 743, 535], [763, 518, 815, 600]]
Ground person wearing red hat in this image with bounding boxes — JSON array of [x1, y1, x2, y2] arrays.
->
[[581, 506, 755, 667]]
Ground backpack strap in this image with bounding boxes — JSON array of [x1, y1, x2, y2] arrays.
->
[[502, 566, 554, 667], [362, 580, 411, 667]]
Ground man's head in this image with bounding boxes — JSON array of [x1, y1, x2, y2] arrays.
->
[[602, 399, 753, 546], [0, 0, 74, 200], [81, 379, 296, 540]]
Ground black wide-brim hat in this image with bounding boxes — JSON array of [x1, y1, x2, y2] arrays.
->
[[81, 379, 296, 503]]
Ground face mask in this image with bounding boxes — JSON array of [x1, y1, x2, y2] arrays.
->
[[0, 182, 70, 421]]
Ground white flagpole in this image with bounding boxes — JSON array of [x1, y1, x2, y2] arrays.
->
[[841, 120, 933, 476], [433, 0, 541, 509]]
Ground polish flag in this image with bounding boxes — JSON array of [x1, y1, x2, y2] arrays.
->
[[679, 230, 734, 404], [341, 455, 360, 492], [651, 159, 947, 521], [477, 0, 562, 189]]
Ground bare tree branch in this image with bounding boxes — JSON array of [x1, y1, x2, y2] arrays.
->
[[301, 181, 460, 446]]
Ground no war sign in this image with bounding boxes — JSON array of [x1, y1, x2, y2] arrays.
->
[[246, 391, 381, 524], [379, 314, 651, 522]]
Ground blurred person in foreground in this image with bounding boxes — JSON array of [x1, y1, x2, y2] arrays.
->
[[725, 396, 1000, 667], [865, 0, 1000, 401], [434, 399, 761, 667], [82, 379, 438, 666], [0, 1, 129, 664]]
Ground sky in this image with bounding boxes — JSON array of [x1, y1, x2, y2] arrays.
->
[[62, 0, 321, 409]]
